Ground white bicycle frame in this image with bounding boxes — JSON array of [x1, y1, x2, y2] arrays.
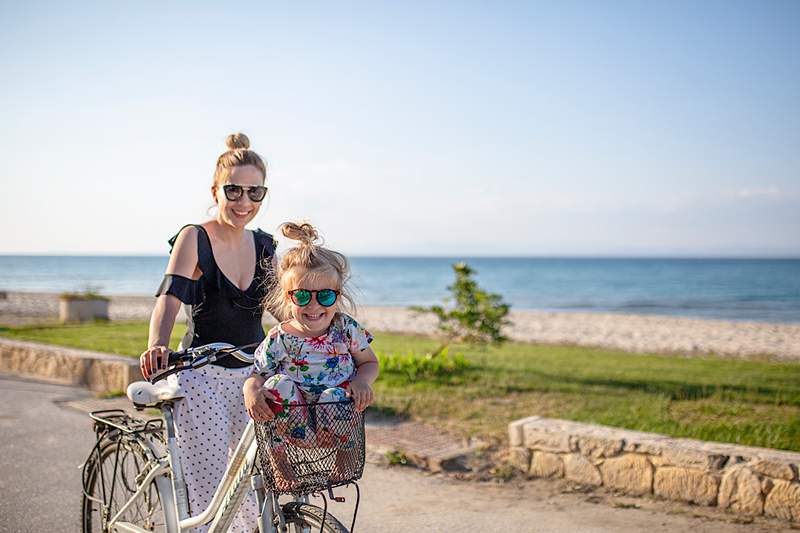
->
[[109, 400, 302, 533]]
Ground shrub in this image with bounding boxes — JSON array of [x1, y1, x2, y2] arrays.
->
[[59, 284, 109, 301], [378, 347, 471, 380], [411, 262, 511, 355]]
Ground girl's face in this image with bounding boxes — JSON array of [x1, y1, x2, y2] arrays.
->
[[212, 164, 265, 229], [285, 270, 340, 337]]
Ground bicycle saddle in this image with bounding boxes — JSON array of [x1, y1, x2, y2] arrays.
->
[[127, 380, 184, 408]]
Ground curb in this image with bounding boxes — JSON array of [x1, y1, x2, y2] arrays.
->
[[510, 416, 800, 524], [0, 338, 142, 392]]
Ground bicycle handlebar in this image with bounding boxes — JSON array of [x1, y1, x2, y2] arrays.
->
[[150, 342, 260, 384]]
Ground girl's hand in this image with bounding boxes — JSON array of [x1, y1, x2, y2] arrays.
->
[[244, 378, 275, 421], [140, 345, 170, 380], [347, 378, 374, 412]]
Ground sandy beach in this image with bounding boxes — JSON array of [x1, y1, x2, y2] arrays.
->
[[1, 291, 798, 361]]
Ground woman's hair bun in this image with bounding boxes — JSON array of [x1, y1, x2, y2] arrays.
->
[[225, 132, 251, 151], [280, 222, 320, 247]]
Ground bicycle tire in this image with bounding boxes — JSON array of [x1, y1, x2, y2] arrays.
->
[[82, 437, 167, 532], [281, 501, 350, 533]]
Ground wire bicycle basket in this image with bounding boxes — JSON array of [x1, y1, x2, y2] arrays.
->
[[254, 399, 366, 495]]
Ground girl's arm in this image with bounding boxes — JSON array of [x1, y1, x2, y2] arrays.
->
[[140, 226, 200, 378], [244, 374, 275, 421], [349, 346, 379, 412], [245, 334, 284, 420]]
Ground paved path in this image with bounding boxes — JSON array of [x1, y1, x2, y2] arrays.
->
[[0, 374, 792, 532]]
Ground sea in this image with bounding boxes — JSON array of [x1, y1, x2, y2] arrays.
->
[[1, 256, 799, 323]]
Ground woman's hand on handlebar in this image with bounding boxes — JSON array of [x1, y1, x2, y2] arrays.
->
[[243, 375, 275, 422], [140, 345, 171, 380]]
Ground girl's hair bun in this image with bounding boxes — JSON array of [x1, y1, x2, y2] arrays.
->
[[280, 222, 320, 247], [225, 132, 251, 151]]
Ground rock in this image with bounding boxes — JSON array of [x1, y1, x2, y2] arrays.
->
[[530, 452, 564, 478], [762, 477, 774, 495], [563, 453, 602, 486], [653, 441, 728, 470], [622, 436, 668, 455], [508, 416, 540, 447], [0, 338, 142, 393], [600, 454, 653, 496], [509, 447, 532, 472], [577, 435, 624, 459], [764, 479, 800, 522], [718, 465, 763, 516], [748, 459, 796, 481], [523, 425, 571, 453], [654, 467, 719, 506]]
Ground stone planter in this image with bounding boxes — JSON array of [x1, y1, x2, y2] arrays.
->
[[59, 296, 110, 323]]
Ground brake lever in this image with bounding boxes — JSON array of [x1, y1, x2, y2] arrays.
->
[[190, 353, 213, 369]]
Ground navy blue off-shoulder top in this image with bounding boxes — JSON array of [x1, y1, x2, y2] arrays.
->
[[155, 224, 277, 368]]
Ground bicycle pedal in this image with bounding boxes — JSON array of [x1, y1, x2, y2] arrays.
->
[[327, 487, 346, 503]]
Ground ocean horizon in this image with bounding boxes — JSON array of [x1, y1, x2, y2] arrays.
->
[[1, 255, 799, 324]]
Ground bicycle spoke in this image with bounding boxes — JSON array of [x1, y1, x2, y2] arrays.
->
[[83, 437, 167, 532]]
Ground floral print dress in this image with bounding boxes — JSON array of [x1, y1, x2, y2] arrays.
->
[[253, 313, 374, 443]]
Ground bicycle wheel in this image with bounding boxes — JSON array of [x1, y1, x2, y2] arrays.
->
[[82, 437, 167, 532], [281, 502, 349, 533]]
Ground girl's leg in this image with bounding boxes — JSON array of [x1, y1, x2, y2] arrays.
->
[[261, 375, 308, 490], [317, 386, 354, 438], [316, 387, 359, 482], [262, 374, 310, 441]]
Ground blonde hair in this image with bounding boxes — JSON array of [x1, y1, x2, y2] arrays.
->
[[213, 132, 267, 186], [265, 222, 356, 319]]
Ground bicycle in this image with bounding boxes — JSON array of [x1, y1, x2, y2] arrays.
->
[[81, 342, 365, 533]]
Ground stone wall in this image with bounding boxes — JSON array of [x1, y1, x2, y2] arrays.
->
[[0, 338, 143, 392], [509, 416, 800, 523]]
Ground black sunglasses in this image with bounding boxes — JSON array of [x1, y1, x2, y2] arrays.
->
[[222, 184, 268, 202], [288, 289, 339, 307]]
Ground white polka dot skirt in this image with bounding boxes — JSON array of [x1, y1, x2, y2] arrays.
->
[[169, 364, 258, 532]]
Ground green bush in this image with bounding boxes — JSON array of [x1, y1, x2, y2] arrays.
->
[[378, 347, 471, 380], [59, 284, 109, 301], [411, 262, 511, 355]]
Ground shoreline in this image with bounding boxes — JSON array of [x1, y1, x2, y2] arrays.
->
[[1, 291, 799, 361]]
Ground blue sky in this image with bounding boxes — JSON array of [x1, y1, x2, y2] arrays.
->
[[1, 1, 798, 256]]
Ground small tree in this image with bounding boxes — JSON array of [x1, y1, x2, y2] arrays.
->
[[412, 262, 511, 356]]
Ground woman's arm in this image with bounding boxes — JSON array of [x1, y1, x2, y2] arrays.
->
[[147, 296, 182, 349], [140, 226, 200, 378]]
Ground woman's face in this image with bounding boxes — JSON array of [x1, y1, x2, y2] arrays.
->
[[213, 164, 265, 228]]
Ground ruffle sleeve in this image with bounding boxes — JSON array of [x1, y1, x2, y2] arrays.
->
[[254, 328, 287, 377], [166, 224, 197, 254], [343, 314, 374, 353], [254, 228, 277, 261], [155, 274, 202, 305]]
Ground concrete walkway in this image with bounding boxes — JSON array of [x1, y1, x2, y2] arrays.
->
[[1, 374, 794, 532]]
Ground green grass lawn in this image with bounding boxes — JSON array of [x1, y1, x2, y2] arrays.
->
[[2, 320, 798, 451], [0, 320, 186, 357]]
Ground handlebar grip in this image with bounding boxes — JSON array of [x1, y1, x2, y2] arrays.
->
[[167, 351, 183, 365], [151, 367, 179, 384], [147, 350, 186, 383]]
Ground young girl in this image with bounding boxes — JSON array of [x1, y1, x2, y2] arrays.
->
[[242, 222, 379, 485]]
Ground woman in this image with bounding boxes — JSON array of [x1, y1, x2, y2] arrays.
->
[[140, 132, 276, 531]]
